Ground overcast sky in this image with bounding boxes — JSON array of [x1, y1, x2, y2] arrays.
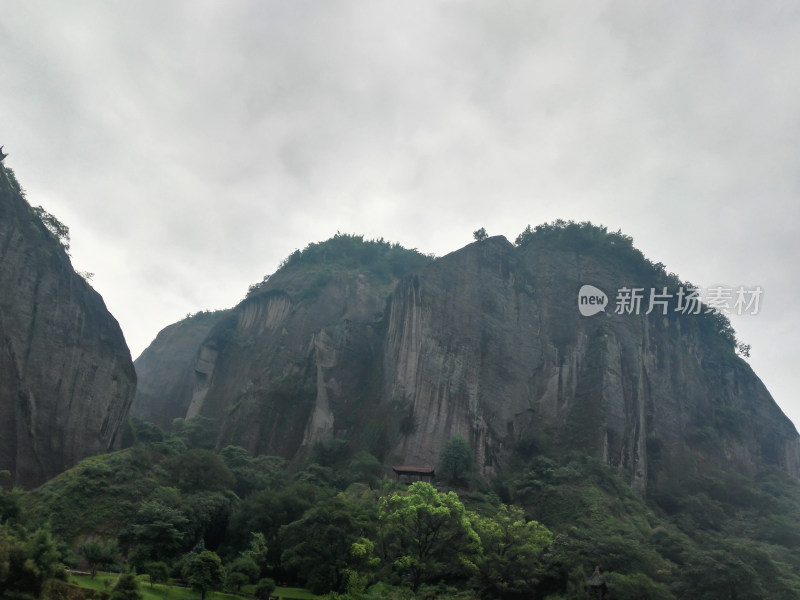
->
[[2, 1, 799, 428]]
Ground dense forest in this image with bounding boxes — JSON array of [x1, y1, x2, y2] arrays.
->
[[3, 413, 800, 599]]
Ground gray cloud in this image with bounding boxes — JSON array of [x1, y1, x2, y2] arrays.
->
[[2, 0, 799, 427]]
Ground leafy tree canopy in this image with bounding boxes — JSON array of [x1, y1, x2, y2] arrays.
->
[[378, 481, 481, 590]]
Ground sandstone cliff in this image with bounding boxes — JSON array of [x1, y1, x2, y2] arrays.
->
[[0, 166, 136, 488], [133, 230, 799, 491]]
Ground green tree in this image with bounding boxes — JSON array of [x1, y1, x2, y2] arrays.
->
[[226, 555, 259, 587], [126, 500, 189, 566], [471, 504, 553, 599], [109, 571, 143, 600], [438, 435, 474, 484], [378, 481, 481, 590], [79, 538, 120, 578], [0, 525, 60, 598], [184, 550, 225, 600], [31, 205, 70, 253], [171, 416, 220, 450], [164, 449, 235, 492], [255, 577, 277, 599], [281, 494, 376, 593], [473, 227, 488, 242], [143, 561, 169, 588]]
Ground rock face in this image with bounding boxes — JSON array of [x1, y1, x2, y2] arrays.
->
[[0, 166, 136, 488], [133, 232, 800, 491]]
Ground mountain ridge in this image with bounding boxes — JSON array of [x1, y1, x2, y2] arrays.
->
[[132, 226, 799, 493]]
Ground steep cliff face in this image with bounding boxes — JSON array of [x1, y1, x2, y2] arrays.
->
[[132, 236, 429, 459], [0, 166, 136, 488], [134, 232, 799, 491], [382, 236, 800, 491], [131, 310, 230, 426]]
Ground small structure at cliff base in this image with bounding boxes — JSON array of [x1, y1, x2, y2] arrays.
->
[[391, 465, 435, 482]]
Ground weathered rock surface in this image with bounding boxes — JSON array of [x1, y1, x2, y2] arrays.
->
[[133, 233, 800, 491], [0, 166, 136, 488], [131, 310, 230, 426]]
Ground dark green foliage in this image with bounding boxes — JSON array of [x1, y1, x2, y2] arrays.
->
[[128, 418, 165, 446], [183, 550, 225, 600], [2, 165, 24, 197], [257, 232, 433, 295], [281, 493, 377, 594], [78, 538, 119, 578], [170, 416, 220, 450], [0, 487, 23, 524], [108, 571, 142, 600], [603, 571, 673, 600], [126, 500, 189, 566], [143, 561, 169, 587], [163, 449, 234, 492], [473, 227, 488, 242], [226, 555, 259, 585], [438, 435, 475, 484], [19, 402, 800, 600], [31, 204, 70, 254], [254, 577, 277, 599], [28, 449, 161, 542], [0, 525, 61, 598]]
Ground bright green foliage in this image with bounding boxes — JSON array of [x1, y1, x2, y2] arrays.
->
[[184, 550, 225, 600], [471, 504, 553, 598], [438, 435, 474, 484], [78, 537, 120, 577], [108, 571, 142, 600], [343, 537, 380, 597], [378, 481, 481, 590]]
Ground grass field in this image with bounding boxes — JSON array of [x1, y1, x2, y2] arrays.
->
[[67, 572, 322, 600]]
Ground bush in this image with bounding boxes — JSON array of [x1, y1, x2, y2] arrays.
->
[[254, 577, 276, 599]]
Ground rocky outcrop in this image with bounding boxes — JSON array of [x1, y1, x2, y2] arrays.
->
[[131, 310, 230, 426], [381, 237, 800, 490], [0, 166, 136, 488], [133, 233, 800, 491], [132, 262, 394, 459]]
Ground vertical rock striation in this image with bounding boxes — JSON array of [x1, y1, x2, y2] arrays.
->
[[133, 233, 800, 491], [0, 166, 136, 488]]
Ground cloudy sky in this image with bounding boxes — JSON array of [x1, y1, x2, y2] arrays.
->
[[2, 1, 799, 428]]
